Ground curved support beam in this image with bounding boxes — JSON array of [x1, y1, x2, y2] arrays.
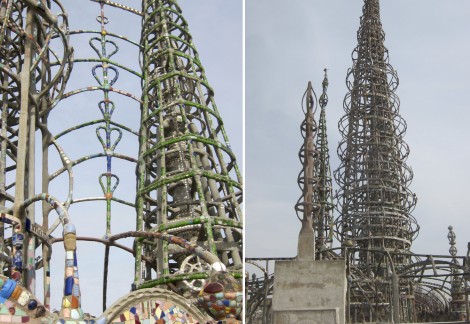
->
[[109, 231, 225, 271]]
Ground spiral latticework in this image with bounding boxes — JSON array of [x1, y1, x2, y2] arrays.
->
[[315, 70, 334, 255], [138, 0, 243, 300], [294, 82, 319, 227], [334, 0, 419, 321]]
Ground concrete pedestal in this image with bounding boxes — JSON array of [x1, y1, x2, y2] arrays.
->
[[272, 259, 346, 324]]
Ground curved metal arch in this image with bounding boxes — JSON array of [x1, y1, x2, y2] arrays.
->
[[399, 258, 467, 276], [96, 287, 208, 323]]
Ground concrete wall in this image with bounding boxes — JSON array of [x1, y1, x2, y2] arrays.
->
[[272, 259, 346, 324]]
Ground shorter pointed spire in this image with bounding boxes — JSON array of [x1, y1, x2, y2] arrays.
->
[[447, 225, 469, 319], [295, 82, 319, 260], [448, 225, 458, 268]]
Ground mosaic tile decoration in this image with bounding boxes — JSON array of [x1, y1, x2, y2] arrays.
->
[[111, 299, 200, 324], [0, 274, 96, 324], [0, 275, 53, 323], [60, 223, 84, 320], [197, 272, 242, 320]]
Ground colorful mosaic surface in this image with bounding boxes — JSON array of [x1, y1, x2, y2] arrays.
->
[[0, 275, 50, 323], [60, 223, 83, 320], [197, 272, 242, 320], [0, 301, 30, 323], [111, 300, 200, 324]]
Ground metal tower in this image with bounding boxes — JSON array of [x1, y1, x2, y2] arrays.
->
[[0, 0, 242, 322], [137, 0, 243, 296], [247, 2, 470, 322], [334, 0, 419, 321], [315, 70, 334, 256]]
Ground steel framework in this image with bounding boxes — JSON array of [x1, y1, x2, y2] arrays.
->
[[334, 0, 419, 321], [137, 0, 243, 297], [246, 1, 469, 323], [0, 0, 242, 322], [315, 70, 334, 256]]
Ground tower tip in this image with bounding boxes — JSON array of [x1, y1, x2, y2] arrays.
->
[[319, 70, 329, 108]]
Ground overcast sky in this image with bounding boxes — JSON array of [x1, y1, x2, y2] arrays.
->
[[41, 0, 242, 316], [246, 0, 470, 261]]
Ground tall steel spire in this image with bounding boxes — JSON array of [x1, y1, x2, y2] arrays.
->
[[334, 0, 419, 320], [335, 0, 418, 270], [315, 70, 334, 256], [137, 0, 243, 298]]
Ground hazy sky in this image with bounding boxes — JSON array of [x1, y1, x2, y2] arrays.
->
[[246, 1, 470, 260], [40, 0, 242, 316]]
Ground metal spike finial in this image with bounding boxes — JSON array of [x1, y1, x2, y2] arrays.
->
[[447, 225, 468, 318], [448, 225, 458, 260], [295, 82, 319, 224], [319, 69, 329, 108]]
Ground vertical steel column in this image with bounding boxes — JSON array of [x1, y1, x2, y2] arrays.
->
[[261, 260, 269, 324], [15, 8, 35, 289], [0, 0, 16, 276], [134, 0, 150, 291], [448, 226, 468, 320]]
